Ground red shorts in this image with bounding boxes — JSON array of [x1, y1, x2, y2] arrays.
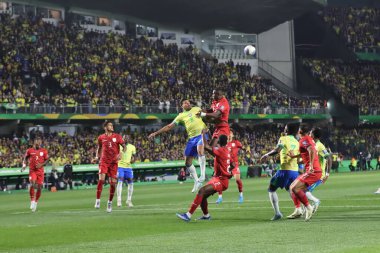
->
[[29, 169, 44, 185], [212, 125, 230, 139], [207, 177, 229, 192], [99, 162, 118, 178], [297, 171, 322, 187], [231, 167, 240, 176]]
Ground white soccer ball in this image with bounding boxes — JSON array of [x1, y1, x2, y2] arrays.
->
[[243, 45, 256, 55]]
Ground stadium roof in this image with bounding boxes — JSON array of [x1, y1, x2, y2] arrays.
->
[[20, 0, 322, 33]]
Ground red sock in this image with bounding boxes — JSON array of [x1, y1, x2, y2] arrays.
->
[[295, 190, 309, 207], [29, 187, 35, 201], [109, 183, 116, 202], [35, 187, 42, 202], [96, 180, 104, 199], [200, 198, 209, 215], [291, 192, 301, 208], [236, 179, 243, 192], [218, 191, 222, 195], [189, 194, 203, 214]]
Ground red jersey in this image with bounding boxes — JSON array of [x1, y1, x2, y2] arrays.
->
[[26, 148, 49, 170], [299, 135, 321, 172], [226, 140, 242, 167], [212, 146, 232, 180], [98, 133, 124, 164], [211, 97, 230, 127]]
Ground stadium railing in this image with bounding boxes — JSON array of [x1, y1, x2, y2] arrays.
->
[[0, 104, 329, 115]]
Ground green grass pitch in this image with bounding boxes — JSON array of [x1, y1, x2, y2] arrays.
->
[[0, 171, 379, 253]]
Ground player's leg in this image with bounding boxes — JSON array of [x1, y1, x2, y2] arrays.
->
[[196, 137, 206, 183], [29, 172, 37, 209], [306, 180, 322, 213], [216, 190, 223, 204], [177, 184, 216, 221], [107, 164, 118, 213], [126, 169, 134, 207], [185, 156, 199, 193], [234, 171, 244, 203], [290, 178, 314, 221], [116, 168, 125, 207], [287, 179, 304, 219], [32, 171, 44, 212], [268, 171, 283, 220], [95, 171, 106, 209]]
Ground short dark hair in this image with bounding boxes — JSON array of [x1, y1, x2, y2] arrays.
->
[[219, 135, 228, 146], [286, 123, 300, 136], [103, 120, 112, 128], [34, 136, 42, 141], [299, 123, 311, 135], [180, 98, 189, 104], [311, 127, 322, 139]]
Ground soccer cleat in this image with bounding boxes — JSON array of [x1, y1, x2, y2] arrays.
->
[[31, 202, 38, 213], [94, 199, 100, 209], [313, 200, 321, 214], [270, 213, 283, 221], [107, 201, 112, 213], [216, 196, 223, 204], [176, 213, 191, 222], [196, 215, 211, 220], [305, 206, 313, 221], [238, 195, 244, 204], [374, 188, 380, 194], [287, 209, 303, 219], [30, 200, 35, 210], [117, 198, 122, 207], [127, 200, 133, 207]]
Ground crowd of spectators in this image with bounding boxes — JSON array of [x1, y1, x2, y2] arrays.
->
[[0, 13, 323, 114], [302, 58, 379, 114], [0, 125, 379, 169], [321, 7, 380, 52]]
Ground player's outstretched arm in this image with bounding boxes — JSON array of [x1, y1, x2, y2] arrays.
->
[[148, 123, 175, 140], [260, 146, 281, 162], [202, 129, 215, 156]]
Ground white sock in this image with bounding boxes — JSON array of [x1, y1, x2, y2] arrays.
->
[[218, 194, 223, 198], [198, 155, 206, 182], [186, 212, 192, 218], [203, 213, 210, 218], [187, 165, 199, 182], [269, 192, 280, 215], [239, 192, 243, 197], [306, 191, 319, 203], [127, 184, 134, 201], [116, 181, 123, 200]]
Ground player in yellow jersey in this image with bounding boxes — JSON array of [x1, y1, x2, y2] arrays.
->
[[260, 123, 300, 221], [305, 127, 332, 213], [148, 99, 207, 193], [117, 135, 137, 207]]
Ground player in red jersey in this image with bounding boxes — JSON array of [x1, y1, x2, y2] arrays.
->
[[215, 130, 244, 204], [93, 121, 126, 213], [288, 124, 322, 221], [176, 130, 234, 222], [197, 89, 230, 147], [21, 137, 49, 212]]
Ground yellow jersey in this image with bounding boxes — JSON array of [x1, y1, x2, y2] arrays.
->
[[172, 106, 207, 139], [277, 135, 299, 171], [315, 140, 330, 177], [118, 144, 136, 168]]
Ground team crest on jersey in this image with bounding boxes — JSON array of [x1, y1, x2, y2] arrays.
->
[[40, 152, 44, 156], [232, 143, 236, 147], [302, 141, 308, 146], [112, 138, 117, 142]]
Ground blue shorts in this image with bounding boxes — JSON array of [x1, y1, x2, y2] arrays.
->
[[184, 134, 207, 157], [269, 170, 299, 191], [118, 168, 133, 182], [307, 179, 323, 192]]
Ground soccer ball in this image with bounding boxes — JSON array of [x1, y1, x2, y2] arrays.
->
[[243, 45, 256, 55]]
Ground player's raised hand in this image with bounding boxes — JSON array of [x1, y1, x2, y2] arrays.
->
[[260, 154, 268, 163], [148, 132, 156, 140], [91, 156, 99, 164]]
